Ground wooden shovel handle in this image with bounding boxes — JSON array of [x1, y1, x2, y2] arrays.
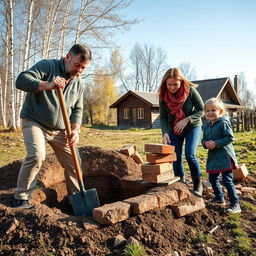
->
[[57, 87, 83, 183]]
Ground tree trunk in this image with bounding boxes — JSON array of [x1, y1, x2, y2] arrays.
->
[[57, 0, 71, 58], [7, 0, 16, 131], [45, 0, 63, 58], [0, 76, 7, 128]]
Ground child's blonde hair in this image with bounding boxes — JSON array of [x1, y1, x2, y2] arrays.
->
[[204, 98, 227, 116]]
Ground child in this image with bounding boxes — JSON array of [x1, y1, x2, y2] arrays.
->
[[202, 98, 241, 214]]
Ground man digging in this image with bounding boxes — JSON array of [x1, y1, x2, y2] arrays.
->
[[13, 44, 91, 209]]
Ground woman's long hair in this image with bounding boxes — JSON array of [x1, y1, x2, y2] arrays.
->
[[157, 68, 198, 100]]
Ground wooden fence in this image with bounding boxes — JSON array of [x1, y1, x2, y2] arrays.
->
[[230, 112, 256, 132]]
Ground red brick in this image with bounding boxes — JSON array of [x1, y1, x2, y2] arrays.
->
[[142, 171, 174, 183], [146, 153, 177, 164], [171, 198, 205, 217], [93, 201, 131, 225], [141, 162, 173, 174], [131, 151, 143, 164], [233, 163, 249, 180], [241, 187, 256, 194], [123, 194, 158, 215], [144, 143, 175, 154], [120, 145, 136, 157], [148, 189, 179, 208]]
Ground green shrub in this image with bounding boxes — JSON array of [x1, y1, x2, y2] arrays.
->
[[123, 242, 147, 256]]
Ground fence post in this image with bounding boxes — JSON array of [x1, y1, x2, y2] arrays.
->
[[242, 112, 245, 132]]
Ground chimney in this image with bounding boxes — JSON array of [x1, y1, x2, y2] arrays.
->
[[234, 75, 240, 94]]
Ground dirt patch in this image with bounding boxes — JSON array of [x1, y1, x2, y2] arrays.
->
[[0, 146, 256, 256]]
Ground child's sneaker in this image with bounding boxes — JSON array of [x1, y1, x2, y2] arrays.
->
[[207, 197, 226, 206], [227, 203, 241, 214]]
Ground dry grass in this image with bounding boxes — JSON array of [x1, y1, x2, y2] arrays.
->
[[1, 126, 256, 176]]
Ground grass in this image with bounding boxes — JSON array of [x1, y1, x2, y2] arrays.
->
[[1, 126, 256, 176], [225, 214, 255, 255], [241, 200, 256, 211], [123, 242, 147, 256], [189, 232, 212, 244]]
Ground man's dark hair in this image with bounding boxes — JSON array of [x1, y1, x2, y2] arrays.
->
[[69, 44, 92, 61]]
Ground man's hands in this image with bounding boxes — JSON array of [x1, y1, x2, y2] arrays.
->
[[38, 76, 67, 91], [205, 140, 217, 149], [68, 128, 80, 147]]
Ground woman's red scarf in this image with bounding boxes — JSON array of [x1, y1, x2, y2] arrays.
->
[[164, 85, 189, 135]]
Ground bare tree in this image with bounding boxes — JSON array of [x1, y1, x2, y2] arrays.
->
[[238, 72, 255, 109], [127, 43, 168, 92], [71, 0, 139, 48], [57, 0, 71, 58], [0, 0, 139, 129], [178, 61, 197, 80]]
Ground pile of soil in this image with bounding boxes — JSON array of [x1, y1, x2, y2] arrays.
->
[[0, 146, 255, 256]]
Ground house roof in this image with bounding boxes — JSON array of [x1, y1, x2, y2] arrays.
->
[[110, 77, 243, 109], [193, 77, 242, 106], [110, 90, 159, 108]]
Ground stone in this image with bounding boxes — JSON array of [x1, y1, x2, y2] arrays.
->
[[112, 234, 126, 248], [82, 219, 101, 230], [171, 197, 206, 217], [93, 201, 131, 225], [124, 194, 158, 215], [148, 189, 179, 208]]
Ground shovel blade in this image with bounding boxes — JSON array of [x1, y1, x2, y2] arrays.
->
[[71, 188, 100, 217]]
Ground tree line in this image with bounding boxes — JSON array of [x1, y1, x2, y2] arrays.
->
[[0, 0, 138, 129], [0, 0, 254, 130]]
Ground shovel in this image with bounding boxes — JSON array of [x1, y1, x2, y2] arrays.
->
[[57, 87, 100, 216]]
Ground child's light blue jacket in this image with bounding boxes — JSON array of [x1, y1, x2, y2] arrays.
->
[[202, 116, 238, 172]]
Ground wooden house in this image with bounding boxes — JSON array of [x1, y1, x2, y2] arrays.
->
[[110, 77, 243, 129]]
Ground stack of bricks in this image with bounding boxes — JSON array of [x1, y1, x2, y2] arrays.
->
[[141, 143, 177, 183]]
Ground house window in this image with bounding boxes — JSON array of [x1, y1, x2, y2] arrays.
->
[[124, 108, 129, 119], [221, 91, 225, 100], [138, 108, 144, 119]]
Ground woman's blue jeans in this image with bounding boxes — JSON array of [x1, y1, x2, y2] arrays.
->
[[209, 170, 239, 206], [168, 126, 202, 178]]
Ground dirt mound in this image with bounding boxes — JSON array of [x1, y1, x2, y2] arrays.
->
[[0, 146, 256, 256]]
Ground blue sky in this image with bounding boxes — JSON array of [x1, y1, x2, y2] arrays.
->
[[115, 0, 256, 90]]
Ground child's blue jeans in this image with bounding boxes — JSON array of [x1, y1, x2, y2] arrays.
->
[[209, 170, 239, 206], [168, 126, 202, 178]]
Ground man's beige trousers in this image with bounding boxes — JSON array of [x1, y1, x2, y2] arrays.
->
[[14, 119, 80, 200]]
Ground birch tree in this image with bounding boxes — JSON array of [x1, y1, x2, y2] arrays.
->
[[6, 0, 16, 130], [15, 0, 35, 128], [72, 0, 139, 47], [0, 0, 139, 129], [57, 0, 71, 58]]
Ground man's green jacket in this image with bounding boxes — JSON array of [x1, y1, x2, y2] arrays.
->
[[16, 58, 85, 130]]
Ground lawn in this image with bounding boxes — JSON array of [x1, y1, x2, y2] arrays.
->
[[1, 126, 256, 176]]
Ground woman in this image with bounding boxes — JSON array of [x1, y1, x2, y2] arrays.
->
[[158, 68, 204, 196]]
